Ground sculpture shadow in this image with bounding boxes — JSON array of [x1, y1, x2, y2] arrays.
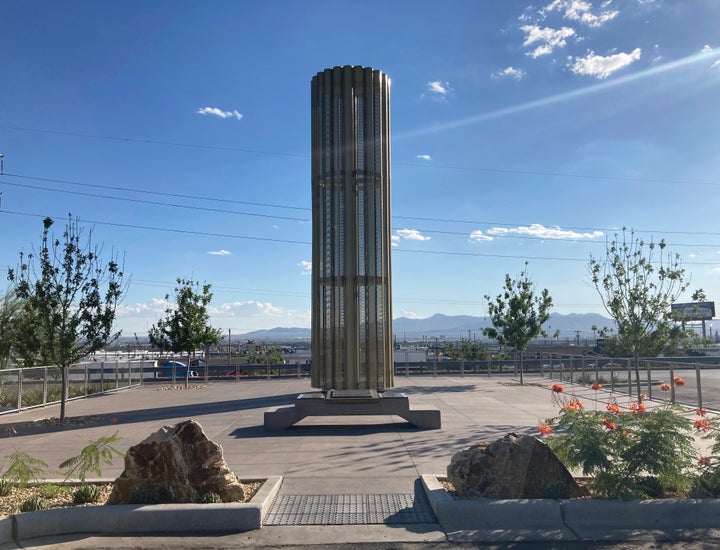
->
[[230, 420, 420, 439], [0, 392, 299, 439]]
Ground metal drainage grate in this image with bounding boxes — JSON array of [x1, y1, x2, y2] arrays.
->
[[264, 493, 437, 525]]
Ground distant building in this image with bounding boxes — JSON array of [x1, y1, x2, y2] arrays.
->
[[310, 66, 394, 391]]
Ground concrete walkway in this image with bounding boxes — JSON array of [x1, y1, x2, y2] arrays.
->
[[0, 374, 718, 549]]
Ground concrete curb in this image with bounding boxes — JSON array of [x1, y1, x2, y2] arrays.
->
[[421, 475, 720, 542], [0, 476, 282, 546]]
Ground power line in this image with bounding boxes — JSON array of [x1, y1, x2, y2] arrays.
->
[[2, 124, 719, 188], [4, 173, 310, 212], [0, 180, 310, 223], [1, 209, 719, 265], [0, 210, 311, 245], [4, 172, 720, 242]]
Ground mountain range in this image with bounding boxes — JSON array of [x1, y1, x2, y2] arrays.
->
[[236, 312, 614, 341]]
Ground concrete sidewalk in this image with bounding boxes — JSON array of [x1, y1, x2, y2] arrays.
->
[[1, 374, 719, 549]]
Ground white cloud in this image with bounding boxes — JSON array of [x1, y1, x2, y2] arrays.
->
[[712, 60, 720, 69], [542, 0, 618, 28], [521, 25, 576, 58], [701, 45, 713, 53], [208, 249, 231, 256], [213, 300, 282, 318], [299, 260, 312, 275], [196, 107, 244, 120], [486, 224, 604, 239], [492, 66, 527, 81], [426, 80, 453, 95], [469, 230, 494, 242], [416, 154, 432, 160], [570, 48, 642, 78], [393, 228, 431, 242], [423, 81, 454, 101]]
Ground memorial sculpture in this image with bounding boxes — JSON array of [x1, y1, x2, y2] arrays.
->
[[264, 66, 440, 430]]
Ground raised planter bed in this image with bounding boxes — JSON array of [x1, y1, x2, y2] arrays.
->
[[421, 474, 720, 543], [0, 476, 282, 545]]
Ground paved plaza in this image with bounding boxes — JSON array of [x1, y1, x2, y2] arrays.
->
[[1, 374, 719, 549]]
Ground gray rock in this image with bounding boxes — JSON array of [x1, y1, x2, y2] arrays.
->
[[447, 433, 589, 499], [108, 419, 245, 504]]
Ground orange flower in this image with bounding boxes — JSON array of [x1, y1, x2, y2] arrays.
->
[[606, 403, 621, 415], [700, 457, 710, 466], [538, 424, 553, 436], [551, 384, 564, 393], [660, 383, 671, 391], [628, 402, 646, 414], [673, 377, 686, 386], [110, 417, 118, 424], [696, 408, 708, 417], [563, 397, 584, 411], [591, 383, 602, 391], [602, 418, 617, 430], [695, 419, 712, 433]]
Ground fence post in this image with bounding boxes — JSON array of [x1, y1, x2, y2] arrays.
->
[[626, 359, 632, 397], [610, 360, 615, 393], [266, 360, 271, 380], [17, 369, 22, 410], [696, 363, 703, 410], [296, 360, 301, 379], [405, 350, 409, 378], [646, 361, 652, 401], [84, 363, 89, 396], [670, 366, 676, 404], [100, 361, 105, 391], [460, 356, 465, 378], [540, 353, 545, 378], [560, 356, 565, 382], [115, 360, 120, 390], [433, 353, 437, 378], [487, 355, 492, 377], [43, 366, 48, 405]]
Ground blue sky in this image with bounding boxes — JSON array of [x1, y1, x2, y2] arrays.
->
[[1, 0, 719, 336]]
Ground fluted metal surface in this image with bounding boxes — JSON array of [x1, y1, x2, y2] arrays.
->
[[310, 65, 394, 390]]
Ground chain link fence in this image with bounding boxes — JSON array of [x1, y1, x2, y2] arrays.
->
[[0, 360, 148, 414]]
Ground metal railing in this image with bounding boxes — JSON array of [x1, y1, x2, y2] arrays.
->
[[535, 353, 720, 411], [0, 360, 148, 415]]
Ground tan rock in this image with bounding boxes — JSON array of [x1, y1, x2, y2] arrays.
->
[[108, 419, 245, 504], [447, 433, 589, 499]]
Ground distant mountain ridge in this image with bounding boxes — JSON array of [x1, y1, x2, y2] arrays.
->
[[237, 312, 614, 341]]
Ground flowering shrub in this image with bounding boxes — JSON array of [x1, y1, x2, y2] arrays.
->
[[546, 388, 697, 499]]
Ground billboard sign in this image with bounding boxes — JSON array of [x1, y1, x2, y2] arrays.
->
[[671, 301, 716, 321]]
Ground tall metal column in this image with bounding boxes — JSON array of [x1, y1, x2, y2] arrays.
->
[[310, 65, 394, 391]]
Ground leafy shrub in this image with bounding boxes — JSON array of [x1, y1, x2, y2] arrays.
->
[[39, 483, 67, 499], [60, 432, 123, 483], [20, 497, 46, 512], [1, 450, 47, 488], [547, 403, 696, 499], [73, 483, 101, 504], [0, 479, 11, 496], [130, 486, 159, 504], [541, 481, 570, 500], [200, 492, 222, 503]]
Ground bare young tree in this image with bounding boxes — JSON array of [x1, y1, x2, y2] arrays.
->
[[589, 228, 690, 400], [7, 216, 126, 422]]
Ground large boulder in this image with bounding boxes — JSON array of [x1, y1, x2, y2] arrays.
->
[[447, 433, 589, 499], [107, 419, 245, 504]]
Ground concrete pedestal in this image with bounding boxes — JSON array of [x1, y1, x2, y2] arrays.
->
[[264, 390, 441, 431]]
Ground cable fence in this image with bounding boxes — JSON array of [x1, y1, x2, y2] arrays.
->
[[535, 353, 720, 411], [0, 360, 148, 415]]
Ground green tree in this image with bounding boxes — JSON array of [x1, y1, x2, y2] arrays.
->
[[442, 340, 487, 361], [589, 228, 690, 400], [482, 262, 553, 385], [148, 278, 223, 386], [7, 216, 126, 422], [0, 292, 23, 368]]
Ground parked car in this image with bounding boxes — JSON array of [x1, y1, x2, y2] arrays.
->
[[189, 358, 205, 368], [162, 361, 198, 378]]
